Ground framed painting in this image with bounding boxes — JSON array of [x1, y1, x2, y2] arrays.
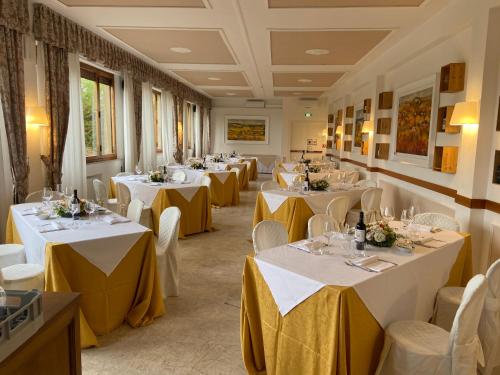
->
[[354, 109, 364, 148], [224, 115, 269, 144], [391, 75, 439, 167]]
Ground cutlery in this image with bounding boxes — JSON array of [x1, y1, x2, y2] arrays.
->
[[344, 260, 377, 272]]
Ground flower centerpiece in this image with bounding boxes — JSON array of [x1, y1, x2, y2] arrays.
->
[[309, 165, 321, 173], [366, 222, 397, 247], [212, 155, 224, 163], [309, 179, 329, 191], [190, 160, 204, 170], [149, 171, 164, 183], [53, 199, 87, 218]]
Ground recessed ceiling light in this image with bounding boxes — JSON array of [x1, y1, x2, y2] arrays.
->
[[170, 47, 192, 54], [305, 48, 330, 56], [207, 77, 222, 81], [226, 92, 236, 96], [298, 78, 312, 83]]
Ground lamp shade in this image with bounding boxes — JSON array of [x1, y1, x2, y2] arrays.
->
[[335, 125, 343, 135], [361, 120, 373, 133], [449, 101, 479, 125], [26, 106, 49, 126]]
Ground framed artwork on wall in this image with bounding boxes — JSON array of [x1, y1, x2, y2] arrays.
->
[[354, 109, 364, 148], [390, 75, 439, 167], [224, 115, 269, 144]]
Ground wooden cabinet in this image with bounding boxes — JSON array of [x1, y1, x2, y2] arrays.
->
[[345, 106, 354, 118], [378, 91, 393, 110], [377, 118, 392, 135], [375, 143, 390, 160], [433, 146, 458, 174], [440, 63, 465, 93], [437, 106, 460, 134], [0, 293, 81, 375]]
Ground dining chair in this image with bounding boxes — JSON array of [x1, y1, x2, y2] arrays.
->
[[230, 167, 240, 179], [261, 180, 280, 191], [433, 259, 500, 375], [127, 199, 144, 224], [172, 170, 187, 183], [413, 213, 460, 231], [252, 220, 288, 254], [93, 179, 118, 212], [355, 179, 377, 188], [347, 188, 383, 226], [375, 274, 488, 375], [326, 195, 351, 230], [116, 182, 131, 216], [307, 214, 339, 238], [156, 206, 181, 299], [116, 172, 132, 177], [0, 247, 44, 290], [0, 244, 26, 267], [25, 190, 43, 203]]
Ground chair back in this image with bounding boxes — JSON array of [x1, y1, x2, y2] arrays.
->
[[261, 181, 280, 191], [116, 172, 132, 177], [271, 167, 278, 182], [413, 213, 460, 231], [25, 190, 43, 203], [361, 188, 383, 223], [356, 179, 377, 188], [326, 195, 350, 228], [308, 214, 338, 238], [252, 220, 288, 254], [172, 170, 187, 183], [230, 167, 240, 178], [127, 199, 144, 223], [200, 175, 211, 189], [116, 182, 131, 216], [92, 179, 108, 205], [157, 207, 181, 257]]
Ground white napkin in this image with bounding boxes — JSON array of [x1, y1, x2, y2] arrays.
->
[[102, 215, 131, 225], [23, 207, 41, 216], [38, 221, 67, 233], [288, 239, 326, 253]]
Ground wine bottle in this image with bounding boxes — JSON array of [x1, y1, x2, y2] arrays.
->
[[300, 150, 305, 163], [304, 168, 310, 192], [71, 189, 81, 219], [355, 211, 366, 250]]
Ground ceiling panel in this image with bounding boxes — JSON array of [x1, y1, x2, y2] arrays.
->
[[104, 28, 236, 64], [271, 30, 391, 65], [58, 0, 205, 7], [173, 71, 248, 86], [274, 90, 323, 97], [273, 72, 343, 87], [204, 89, 254, 98], [268, 0, 424, 8]]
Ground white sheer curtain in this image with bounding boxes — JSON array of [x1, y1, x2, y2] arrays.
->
[[194, 105, 202, 158], [202, 108, 211, 155], [61, 53, 87, 197], [140, 81, 156, 171], [123, 72, 137, 172], [182, 101, 189, 159], [161, 90, 176, 164], [0, 103, 13, 242]]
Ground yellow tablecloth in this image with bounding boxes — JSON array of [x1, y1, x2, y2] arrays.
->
[[150, 186, 212, 238], [241, 158, 258, 181], [226, 163, 249, 190], [241, 234, 473, 375], [205, 171, 240, 207], [5, 212, 165, 349]]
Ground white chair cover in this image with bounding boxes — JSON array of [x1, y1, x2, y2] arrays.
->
[[361, 188, 383, 224], [172, 170, 187, 183], [127, 199, 144, 223], [156, 207, 181, 299], [0, 244, 26, 268], [355, 179, 377, 188], [200, 175, 211, 189], [307, 214, 338, 238], [376, 274, 488, 375], [25, 190, 43, 203], [261, 181, 280, 191], [413, 213, 460, 231], [93, 179, 108, 205], [326, 195, 350, 229], [0, 263, 44, 290], [116, 182, 132, 216], [116, 172, 132, 177], [230, 167, 240, 179], [252, 220, 288, 254]]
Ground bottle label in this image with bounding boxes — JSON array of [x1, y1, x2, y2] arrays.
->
[[71, 203, 80, 214], [355, 229, 366, 242]]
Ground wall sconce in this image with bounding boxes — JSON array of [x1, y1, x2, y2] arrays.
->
[[335, 125, 343, 135], [26, 106, 49, 127], [449, 101, 479, 126], [361, 120, 374, 133]]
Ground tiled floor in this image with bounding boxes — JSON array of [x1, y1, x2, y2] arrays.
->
[[82, 176, 266, 374]]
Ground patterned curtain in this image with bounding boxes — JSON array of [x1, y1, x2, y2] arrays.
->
[[40, 44, 70, 189], [172, 95, 183, 163], [0, 0, 30, 202], [133, 78, 142, 160]]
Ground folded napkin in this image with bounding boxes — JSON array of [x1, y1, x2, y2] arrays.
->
[[22, 207, 41, 216], [38, 221, 67, 233], [102, 215, 131, 225], [407, 223, 432, 232], [288, 239, 326, 253], [350, 255, 396, 272]]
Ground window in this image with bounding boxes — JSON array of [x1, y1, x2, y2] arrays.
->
[[80, 63, 116, 162], [152, 90, 162, 152]]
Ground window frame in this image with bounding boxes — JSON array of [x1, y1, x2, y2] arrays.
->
[[80, 62, 117, 164], [152, 89, 162, 153]]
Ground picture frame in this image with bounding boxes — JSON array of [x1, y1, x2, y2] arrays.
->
[[224, 115, 269, 145]]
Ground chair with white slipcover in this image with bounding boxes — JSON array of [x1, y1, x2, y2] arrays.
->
[[200, 175, 212, 204], [25, 190, 43, 203], [347, 188, 383, 226], [230, 167, 240, 179], [116, 172, 132, 177], [0, 245, 44, 291], [413, 212, 460, 231], [326, 195, 351, 230], [355, 179, 377, 188], [308, 214, 338, 238], [127, 199, 144, 224], [156, 207, 181, 299], [271, 167, 284, 182], [252, 220, 288, 254], [172, 170, 187, 183], [0, 244, 26, 267], [261, 181, 280, 191], [116, 182, 152, 228], [93, 179, 118, 212], [375, 274, 488, 375], [433, 259, 500, 375]]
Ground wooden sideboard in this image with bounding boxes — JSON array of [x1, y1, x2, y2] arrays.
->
[[0, 292, 81, 375]]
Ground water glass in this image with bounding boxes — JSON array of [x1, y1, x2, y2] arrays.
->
[[381, 207, 395, 223], [84, 201, 96, 223], [401, 209, 410, 226], [42, 187, 53, 208], [135, 164, 143, 175]]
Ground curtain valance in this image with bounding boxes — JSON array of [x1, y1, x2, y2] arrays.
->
[[32, 3, 211, 108], [0, 0, 29, 33]]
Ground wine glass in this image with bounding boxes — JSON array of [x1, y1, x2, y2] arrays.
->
[[401, 209, 410, 226], [408, 205, 416, 221], [135, 164, 143, 175], [42, 187, 53, 208], [381, 207, 395, 223], [324, 221, 334, 247], [84, 201, 96, 223]]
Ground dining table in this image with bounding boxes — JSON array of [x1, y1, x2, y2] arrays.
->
[[110, 175, 212, 237], [277, 170, 360, 188], [241, 225, 473, 374], [239, 157, 258, 181], [253, 187, 366, 242], [5, 203, 165, 349], [206, 162, 249, 190]]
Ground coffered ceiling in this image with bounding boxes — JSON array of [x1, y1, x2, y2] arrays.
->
[[44, 0, 450, 100]]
